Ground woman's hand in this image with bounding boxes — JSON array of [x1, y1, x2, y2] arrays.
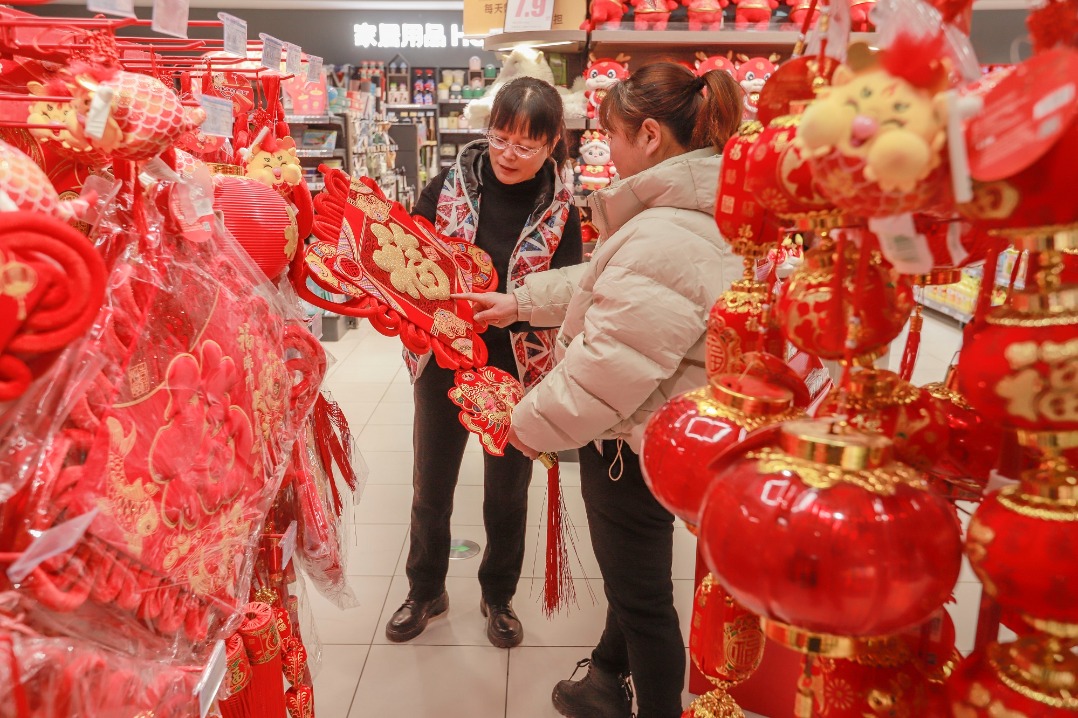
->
[[507, 426, 540, 460], [453, 292, 519, 328]]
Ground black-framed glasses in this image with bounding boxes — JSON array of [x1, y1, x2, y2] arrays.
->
[[486, 133, 545, 159]]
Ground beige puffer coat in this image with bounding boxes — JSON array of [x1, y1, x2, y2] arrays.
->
[[510, 147, 741, 454]]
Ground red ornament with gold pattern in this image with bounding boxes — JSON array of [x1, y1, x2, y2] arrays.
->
[[641, 373, 801, 530], [776, 240, 915, 362], [920, 381, 1006, 499], [802, 649, 949, 718], [815, 369, 950, 474], [699, 419, 962, 639], [706, 277, 780, 376], [947, 634, 1078, 717], [716, 124, 783, 259]]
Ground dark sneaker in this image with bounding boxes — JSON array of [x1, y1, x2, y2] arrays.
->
[[480, 597, 523, 648], [384, 591, 449, 642], [552, 658, 633, 718]]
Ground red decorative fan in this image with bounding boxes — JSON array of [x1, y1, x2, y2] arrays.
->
[[292, 167, 496, 371], [449, 366, 577, 615]]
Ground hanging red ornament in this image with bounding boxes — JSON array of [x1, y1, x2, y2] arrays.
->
[[776, 240, 915, 362], [804, 652, 948, 718], [715, 124, 784, 258], [705, 277, 776, 376], [919, 382, 1004, 499], [690, 573, 766, 686], [285, 684, 315, 718], [966, 480, 1078, 637], [947, 634, 1078, 717], [815, 369, 950, 473], [700, 419, 963, 639], [641, 374, 801, 529], [213, 170, 300, 280]]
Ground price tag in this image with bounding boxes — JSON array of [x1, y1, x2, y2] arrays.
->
[[280, 520, 298, 569], [503, 0, 554, 33], [84, 85, 116, 141], [152, 0, 190, 39], [260, 34, 284, 72], [285, 43, 303, 78], [869, 214, 933, 275], [194, 640, 228, 718], [218, 13, 248, 59], [307, 55, 324, 85], [198, 95, 234, 138], [8, 510, 98, 584], [87, 0, 135, 18]]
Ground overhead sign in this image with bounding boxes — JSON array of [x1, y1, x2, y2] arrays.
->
[[353, 22, 483, 49]]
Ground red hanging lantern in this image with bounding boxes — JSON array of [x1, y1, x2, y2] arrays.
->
[[776, 240, 915, 362], [641, 374, 801, 529], [689, 573, 766, 687], [919, 382, 1005, 498], [705, 277, 775, 376], [966, 481, 1078, 636], [947, 635, 1078, 717], [957, 285, 1078, 432], [815, 369, 951, 473], [803, 652, 949, 717], [699, 419, 963, 638], [214, 170, 300, 280], [716, 124, 784, 258]]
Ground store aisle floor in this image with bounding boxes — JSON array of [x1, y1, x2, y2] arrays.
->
[[308, 313, 986, 718]]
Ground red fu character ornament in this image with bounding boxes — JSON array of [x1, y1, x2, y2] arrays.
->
[[294, 167, 496, 371], [449, 366, 577, 616]]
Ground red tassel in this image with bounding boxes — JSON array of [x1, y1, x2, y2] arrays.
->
[[312, 393, 359, 494], [541, 453, 576, 617], [899, 305, 923, 382], [239, 603, 287, 718], [219, 634, 254, 718]]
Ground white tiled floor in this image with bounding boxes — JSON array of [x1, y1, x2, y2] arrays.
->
[[306, 312, 992, 718]]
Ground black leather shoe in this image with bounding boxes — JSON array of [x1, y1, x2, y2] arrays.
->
[[480, 597, 523, 648], [384, 591, 449, 642], [552, 658, 633, 718]]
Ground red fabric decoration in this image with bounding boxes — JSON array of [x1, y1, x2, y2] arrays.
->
[[449, 366, 577, 615], [281, 635, 308, 686], [294, 167, 495, 371], [220, 634, 254, 718], [880, 32, 949, 92], [239, 602, 286, 718], [285, 684, 315, 718]]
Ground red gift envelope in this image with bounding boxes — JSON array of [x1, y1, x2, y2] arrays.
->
[[295, 167, 496, 371]]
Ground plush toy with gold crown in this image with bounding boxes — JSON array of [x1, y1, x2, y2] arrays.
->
[[796, 38, 951, 217], [576, 129, 617, 192], [243, 130, 304, 188]]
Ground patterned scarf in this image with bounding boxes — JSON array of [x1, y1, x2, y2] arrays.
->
[[406, 140, 573, 389]]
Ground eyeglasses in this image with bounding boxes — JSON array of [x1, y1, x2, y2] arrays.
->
[[486, 133, 545, 159]]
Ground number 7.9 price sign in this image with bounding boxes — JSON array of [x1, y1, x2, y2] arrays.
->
[[503, 0, 555, 32]]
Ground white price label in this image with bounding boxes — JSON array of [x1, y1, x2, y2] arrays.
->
[[195, 640, 228, 718], [87, 0, 135, 18], [8, 510, 98, 584], [869, 214, 933, 275], [218, 13, 248, 58], [306, 55, 324, 84], [280, 519, 297, 564], [503, 0, 554, 32], [152, 0, 190, 39], [260, 34, 284, 72], [84, 85, 116, 141], [285, 43, 303, 78], [198, 95, 235, 138]]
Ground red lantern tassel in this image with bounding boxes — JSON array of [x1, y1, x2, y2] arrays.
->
[[239, 602, 287, 718], [899, 305, 923, 382], [312, 393, 359, 501], [540, 452, 576, 617], [219, 634, 254, 718]]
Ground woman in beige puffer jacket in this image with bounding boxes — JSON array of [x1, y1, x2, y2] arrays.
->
[[461, 62, 745, 718]]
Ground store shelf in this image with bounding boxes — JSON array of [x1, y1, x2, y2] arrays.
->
[[588, 29, 877, 50], [441, 128, 486, 135], [285, 115, 344, 125], [385, 103, 435, 110], [485, 30, 588, 52], [307, 179, 326, 191], [918, 298, 972, 324], [295, 148, 346, 158]]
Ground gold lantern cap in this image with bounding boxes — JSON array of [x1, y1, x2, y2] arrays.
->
[[994, 223, 1078, 252], [762, 618, 902, 660], [988, 636, 1078, 709], [709, 374, 795, 417], [837, 369, 920, 410], [779, 419, 894, 471]]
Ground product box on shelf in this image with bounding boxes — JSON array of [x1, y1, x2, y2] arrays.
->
[[464, 0, 585, 34]]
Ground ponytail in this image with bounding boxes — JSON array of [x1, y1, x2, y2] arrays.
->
[[599, 62, 744, 151]]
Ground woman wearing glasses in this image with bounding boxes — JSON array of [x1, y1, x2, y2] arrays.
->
[[461, 63, 743, 717], [385, 76, 582, 649]]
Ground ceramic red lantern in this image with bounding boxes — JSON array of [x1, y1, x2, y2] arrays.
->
[[947, 635, 1078, 717], [214, 171, 300, 279], [957, 287, 1078, 432], [966, 484, 1078, 635], [641, 373, 800, 528], [690, 573, 766, 686], [776, 240, 915, 361], [716, 125, 784, 258], [815, 369, 950, 473], [699, 419, 963, 638]]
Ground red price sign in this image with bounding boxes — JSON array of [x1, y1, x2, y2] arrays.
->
[[504, 0, 554, 31]]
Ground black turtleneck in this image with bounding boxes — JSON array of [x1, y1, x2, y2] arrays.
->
[[413, 152, 582, 371]]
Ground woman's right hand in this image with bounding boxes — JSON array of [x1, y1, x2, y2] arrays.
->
[[453, 292, 519, 328]]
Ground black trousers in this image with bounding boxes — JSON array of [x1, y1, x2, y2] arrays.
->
[[405, 348, 532, 605], [580, 441, 684, 718]]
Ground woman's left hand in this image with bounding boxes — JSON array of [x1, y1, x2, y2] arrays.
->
[[508, 426, 540, 460]]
